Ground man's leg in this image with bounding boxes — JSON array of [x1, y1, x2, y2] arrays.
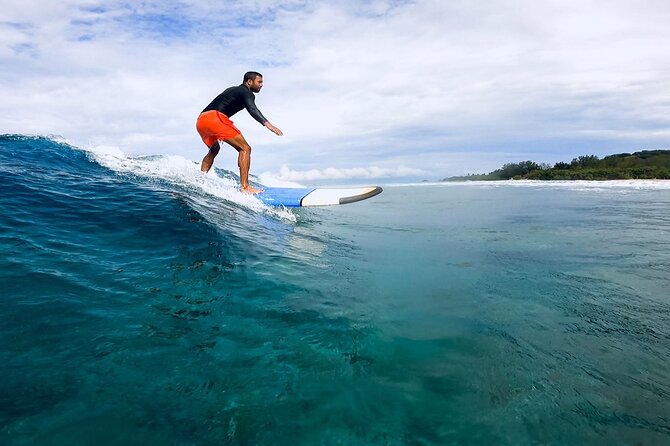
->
[[200, 141, 221, 173], [223, 134, 263, 194]]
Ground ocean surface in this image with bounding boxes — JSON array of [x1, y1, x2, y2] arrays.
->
[[1, 134, 670, 445]]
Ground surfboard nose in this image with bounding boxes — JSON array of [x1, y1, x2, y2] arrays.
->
[[338, 186, 383, 205], [258, 186, 383, 207]]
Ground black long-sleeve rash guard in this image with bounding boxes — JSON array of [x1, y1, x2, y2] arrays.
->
[[202, 85, 268, 125]]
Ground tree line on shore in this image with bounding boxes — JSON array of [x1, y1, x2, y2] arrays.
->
[[444, 150, 670, 181]]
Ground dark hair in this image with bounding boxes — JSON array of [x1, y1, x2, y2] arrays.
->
[[243, 71, 263, 83]]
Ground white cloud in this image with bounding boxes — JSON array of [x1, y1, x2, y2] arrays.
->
[[261, 163, 424, 183], [1, 0, 669, 179]]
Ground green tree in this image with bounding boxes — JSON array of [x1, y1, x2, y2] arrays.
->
[[571, 155, 599, 168], [492, 161, 541, 179]]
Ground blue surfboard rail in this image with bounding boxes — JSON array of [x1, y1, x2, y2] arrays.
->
[[257, 188, 315, 207]]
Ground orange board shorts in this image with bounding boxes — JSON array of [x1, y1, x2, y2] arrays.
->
[[196, 110, 242, 147]]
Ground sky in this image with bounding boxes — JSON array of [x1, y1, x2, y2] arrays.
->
[[1, 0, 670, 182]]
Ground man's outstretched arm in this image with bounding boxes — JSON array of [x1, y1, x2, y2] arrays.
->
[[264, 122, 283, 136], [244, 93, 283, 136]]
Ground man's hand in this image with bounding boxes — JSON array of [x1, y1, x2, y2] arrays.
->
[[264, 122, 283, 136]]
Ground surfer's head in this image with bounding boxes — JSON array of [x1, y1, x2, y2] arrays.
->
[[243, 71, 263, 93]]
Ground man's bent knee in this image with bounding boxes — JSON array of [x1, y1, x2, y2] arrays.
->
[[209, 141, 221, 155], [225, 136, 252, 153]]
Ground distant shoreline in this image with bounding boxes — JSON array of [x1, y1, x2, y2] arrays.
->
[[442, 150, 670, 182], [443, 177, 670, 182], [388, 179, 670, 189]]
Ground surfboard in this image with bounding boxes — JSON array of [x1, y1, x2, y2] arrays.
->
[[257, 186, 383, 207]]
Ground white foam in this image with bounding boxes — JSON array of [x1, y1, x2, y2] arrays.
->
[[83, 145, 297, 222]]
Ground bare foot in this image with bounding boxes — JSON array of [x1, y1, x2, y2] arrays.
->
[[241, 185, 264, 194]]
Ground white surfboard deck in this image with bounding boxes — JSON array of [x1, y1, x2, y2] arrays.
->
[[258, 186, 382, 207]]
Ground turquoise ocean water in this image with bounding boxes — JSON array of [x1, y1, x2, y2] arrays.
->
[[1, 135, 670, 445]]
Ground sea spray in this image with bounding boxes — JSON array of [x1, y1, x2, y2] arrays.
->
[[84, 144, 298, 222]]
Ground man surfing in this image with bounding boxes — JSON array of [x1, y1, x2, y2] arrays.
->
[[196, 71, 283, 194]]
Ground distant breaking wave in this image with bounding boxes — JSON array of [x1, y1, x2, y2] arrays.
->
[[384, 179, 670, 191]]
